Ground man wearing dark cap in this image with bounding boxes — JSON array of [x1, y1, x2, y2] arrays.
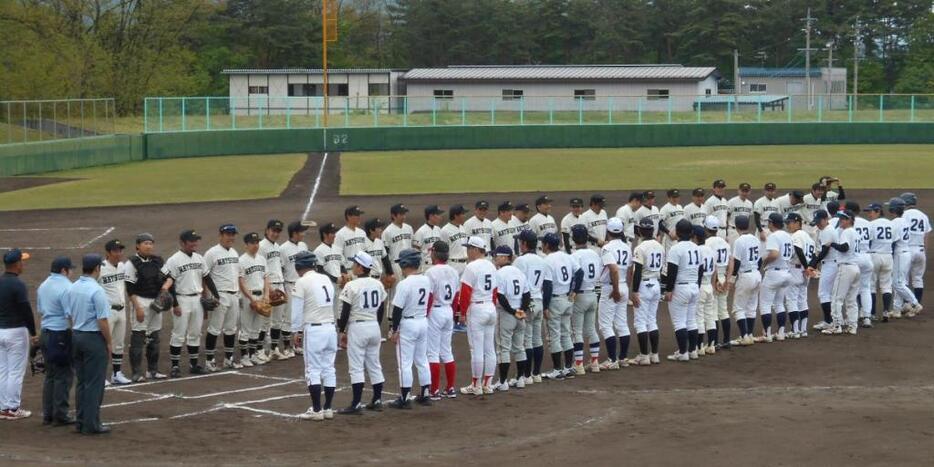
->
[[66, 254, 113, 434], [335, 206, 368, 275], [381, 204, 414, 280], [850, 202, 876, 327], [865, 203, 895, 320], [258, 220, 286, 362], [753, 183, 781, 241], [204, 224, 244, 370], [615, 192, 643, 243], [529, 196, 558, 256], [423, 241, 460, 398], [802, 183, 827, 233], [825, 211, 861, 335], [413, 205, 444, 271], [684, 188, 709, 227], [364, 218, 395, 286], [785, 212, 816, 338], [0, 249, 36, 420], [634, 191, 660, 243], [726, 183, 754, 244], [278, 221, 310, 358], [99, 239, 129, 385], [314, 223, 349, 321], [38, 256, 74, 425], [808, 209, 839, 330], [704, 180, 729, 239], [464, 201, 494, 250], [560, 198, 585, 253], [579, 195, 608, 254], [729, 215, 762, 346], [510, 203, 533, 245], [757, 213, 794, 342], [775, 190, 805, 218], [441, 205, 470, 274], [658, 189, 685, 256], [238, 232, 270, 366], [161, 230, 212, 377], [492, 201, 518, 250], [125, 233, 167, 381]]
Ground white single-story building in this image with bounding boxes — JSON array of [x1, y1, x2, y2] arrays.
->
[[738, 67, 848, 110]]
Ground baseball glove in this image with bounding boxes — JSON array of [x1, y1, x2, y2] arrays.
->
[[151, 290, 173, 314], [201, 295, 220, 312], [252, 300, 273, 318], [29, 345, 45, 376], [268, 289, 287, 306]]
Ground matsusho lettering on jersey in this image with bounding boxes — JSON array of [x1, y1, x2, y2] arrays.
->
[[215, 257, 239, 266], [244, 264, 265, 275], [177, 262, 204, 273], [265, 251, 281, 260], [390, 233, 412, 243], [100, 272, 125, 284]]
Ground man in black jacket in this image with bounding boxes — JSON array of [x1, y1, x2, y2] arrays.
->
[[125, 233, 167, 382]]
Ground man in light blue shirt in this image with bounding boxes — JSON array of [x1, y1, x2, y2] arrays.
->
[[65, 254, 113, 435], [37, 256, 74, 426]]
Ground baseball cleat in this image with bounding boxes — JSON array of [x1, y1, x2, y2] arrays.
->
[[799, 331, 809, 338], [111, 371, 132, 385], [251, 353, 267, 365], [104, 379, 111, 387], [482, 385, 495, 394], [521, 376, 534, 386], [512, 378, 526, 389], [650, 353, 660, 364], [821, 325, 843, 335], [460, 384, 483, 396], [633, 354, 651, 366], [338, 403, 364, 415], [846, 325, 858, 335], [912, 304, 923, 314], [619, 358, 633, 367], [147, 371, 168, 380], [190, 364, 208, 375], [598, 360, 619, 371], [365, 400, 383, 411], [574, 363, 586, 375], [813, 321, 831, 331], [861, 318, 873, 328], [688, 350, 699, 360], [444, 387, 458, 398], [429, 390, 443, 401], [532, 374, 543, 383], [543, 369, 565, 380], [204, 361, 218, 373], [131, 374, 146, 383], [415, 396, 433, 406], [562, 367, 576, 379], [239, 357, 254, 368], [323, 408, 334, 419], [299, 408, 325, 421], [269, 349, 286, 361], [667, 352, 689, 362], [293, 346, 303, 355], [169, 367, 181, 378], [1, 408, 31, 420], [388, 398, 412, 409], [282, 348, 296, 359], [705, 345, 716, 355], [890, 310, 902, 319], [589, 361, 601, 373], [493, 382, 509, 392], [776, 329, 786, 341]]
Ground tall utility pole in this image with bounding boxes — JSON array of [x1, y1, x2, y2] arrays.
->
[[799, 8, 819, 109], [733, 49, 740, 94], [824, 43, 835, 110], [852, 17, 861, 112]]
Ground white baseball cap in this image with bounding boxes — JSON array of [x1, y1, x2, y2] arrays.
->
[[704, 215, 721, 231], [351, 251, 374, 269], [607, 217, 624, 233], [465, 236, 487, 251]]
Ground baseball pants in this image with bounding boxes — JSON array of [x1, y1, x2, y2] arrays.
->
[[571, 290, 599, 345], [733, 271, 762, 321], [726, 228, 740, 246], [713, 274, 729, 320], [466, 305, 497, 379], [857, 254, 873, 318], [546, 295, 574, 353], [41, 330, 73, 422], [427, 305, 454, 364], [239, 295, 264, 340], [598, 286, 630, 339], [72, 330, 107, 433], [130, 297, 162, 334], [0, 327, 29, 411], [784, 267, 809, 312], [497, 308, 527, 364], [759, 269, 792, 316], [633, 280, 661, 333], [831, 264, 860, 328], [302, 323, 337, 387], [523, 299, 544, 350], [207, 292, 239, 337], [347, 320, 384, 385], [909, 247, 926, 290], [817, 261, 839, 304], [698, 283, 718, 332], [893, 250, 918, 308], [108, 306, 127, 356], [396, 317, 430, 388], [170, 295, 204, 348], [871, 253, 893, 294], [270, 283, 288, 331], [669, 283, 699, 331]]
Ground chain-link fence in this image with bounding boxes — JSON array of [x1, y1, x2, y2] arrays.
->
[[1, 98, 116, 145]]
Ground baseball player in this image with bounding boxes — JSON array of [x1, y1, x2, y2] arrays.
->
[[802, 183, 826, 233], [492, 245, 530, 391], [336, 252, 386, 415], [279, 221, 311, 357], [258, 219, 286, 361], [703, 216, 732, 350], [729, 215, 762, 346], [313, 223, 348, 321], [774, 190, 805, 216], [889, 198, 922, 317], [824, 211, 861, 335], [633, 191, 660, 239], [364, 218, 395, 286], [726, 183, 754, 244], [413, 205, 444, 270], [631, 218, 664, 365], [579, 194, 609, 253], [125, 233, 166, 382], [237, 232, 270, 366], [694, 226, 715, 355], [615, 192, 643, 243], [423, 241, 460, 399], [161, 229, 211, 377], [464, 201, 494, 250], [569, 225, 602, 374], [847, 201, 875, 327], [203, 224, 242, 371], [757, 213, 795, 342], [541, 232, 579, 379], [865, 203, 895, 320], [510, 203, 532, 241], [684, 188, 709, 226], [529, 196, 558, 255], [513, 230, 548, 384], [440, 205, 469, 273], [664, 220, 702, 361], [596, 218, 631, 370], [99, 239, 129, 384], [389, 248, 433, 408], [560, 198, 585, 253], [658, 189, 685, 255], [809, 210, 839, 330], [458, 238, 497, 396], [382, 203, 413, 332], [290, 251, 337, 421], [819, 176, 846, 206], [783, 213, 815, 338], [704, 179, 729, 239], [335, 206, 368, 273], [901, 192, 929, 307], [492, 201, 518, 250], [753, 183, 781, 241]]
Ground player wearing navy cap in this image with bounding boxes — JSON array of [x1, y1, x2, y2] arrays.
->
[[441, 205, 469, 273], [560, 198, 585, 253], [597, 218, 632, 369], [491, 245, 530, 391], [864, 203, 894, 320], [541, 232, 579, 379], [570, 224, 602, 373], [513, 230, 548, 383], [161, 230, 212, 377], [413, 205, 444, 270], [258, 220, 286, 362], [726, 183, 754, 244], [615, 192, 643, 243], [704, 180, 729, 239], [203, 224, 242, 371], [99, 239, 129, 384], [464, 201, 494, 251], [684, 188, 709, 226], [238, 232, 270, 366], [579, 194, 608, 253], [529, 195, 558, 256]]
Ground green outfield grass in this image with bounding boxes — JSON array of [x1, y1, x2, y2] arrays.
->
[[340, 145, 934, 195], [0, 153, 306, 211]]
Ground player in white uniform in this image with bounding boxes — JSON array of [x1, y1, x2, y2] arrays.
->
[[702, 216, 732, 351], [458, 239, 498, 396], [100, 239, 129, 384], [579, 194, 609, 253], [290, 252, 338, 421], [658, 189, 685, 256], [753, 183, 781, 242], [808, 210, 839, 330], [464, 201, 494, 251], [569, 225, 602, 374], [802, 183, 826, 234], [864, 203, 895, 320], [313, 223, 348, 321], [694, 226, 715, 355], [726, 183, 754, 244], [492, 202, 518, 250], [634, 191, 661, 239], [440, 205, 470, 273], [423, 241, 460, 399], [364, 218, 395, 287], [381, 204, 413, 334], [901, 192, 929, 308], [125, 233, 167, 382], [514, 230, 548, 384], [335, 206, 368, 273], [783, 214, 816, 338], [237, 232, 270, 367], [729, 216, 762, 346], [389, 249, 433, 407], [596, 218, 631, 370], [510, 203, 533, 248], [889, 198, 922, 316], [491, 245, 530, 391], [615, 192, 643, 243], [161, 229, 211, 377], [631, 219, 664, 365], [844, 202, 875, 327], [413, 205, 445, 270], [664, 220, 703, 361], [825, 211, 861, 335], [704, 179, 729, 239], [684, 188, 709, 226], [560, 198, 585, 253], [757, 213, 795, 342], [774, 191, 805, 216], [336, 252, 387, 415], [278, 221, 311, 358], [529, 195, 558, 256], [203, 224, 242, 371], [258, 219, 285, 361]]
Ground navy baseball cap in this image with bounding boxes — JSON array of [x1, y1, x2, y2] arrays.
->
[[82, 253, 103, 270], [764, 182, 777, 190], [637, 218, 654, 230], [713, 179, 727, 188], [835, 210, 854, 220], [692, 225, 706, 240], [425, 205, 444, 217], [345, 205, 364, 217], [449, 204, 467, 217], [692, 188, 705, 197], [219, 224, 238, 234], [390, 203, 409, 215], [319, 222, 338, 235], [734, 215, 750, 230], [864, 203, 883, 212], [517, 230, 537, 244], [364, 218, 385, 233], [629, 192, 644, 202], [3, 249, 29, 265], [739, 183, 751, 191], [541, 233, 560, 248], [667, 189, 680, 198], [791, 190, 805, 200], [570, 198, 584, 207], [396, 249, 422, 268], [494, 245, 513, 257], [179, 229, 201, 242], [570, 224, 588, 240], [514, 203, 530, 212], [243, 232, 261, 244], [590, 194, 606, 204], [287, 221, 308, 235], [784, 212, 803, 224], [105, 239, 125, 251], [643, 191, 656, 199], [768, 212, 784, 226], [136, 233, 154, 244], [293, 251, 317, 271], [498, 201, 514, 212], [50, 256, 73, 272], [535, 195, 553, 206], [810, 210, 830, 226], [266, 219, 284, 231], [475, 200, 489, 210]]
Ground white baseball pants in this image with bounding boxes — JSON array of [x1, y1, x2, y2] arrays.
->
[[466, 305, 497, 379], [871, 253, 893, 294], [347, 320, 383, 385], [857, 254, 873, 318], [239, 295, 264, 340], [713, 274, 729, 320], [909, 247, 926, 289], [784, 267, 809, 311], [831, 264, 860, 328], [759, 268, 792, 315], [633, 280, 660, 333], [817, 261, 839, 304], [598, 285, 630, 339], [571, 290, 599, 344], [893, 250, 918, 308], [130, 297, 162, 334], [733, 271, 762, 320], [523, 299, 544, 350], [396, 317, 430, 388], [497, 308, 527, 364], [207, 292, 239, 336], [170, 295, 204, 347], [108, 306, 127, 355], [427, 305, 454, 364], [269, 283, 287, 331], [302, 323, 337, 386], [698, 283, 718, 332], [546, 295, 573, 353], [669, 283, 699, 331], [0, 327, 29, 411]]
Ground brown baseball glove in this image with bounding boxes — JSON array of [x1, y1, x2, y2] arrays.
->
[[151, 290, 173, 313], [252, 300, 273, 317], [268, 289, 287, 306]]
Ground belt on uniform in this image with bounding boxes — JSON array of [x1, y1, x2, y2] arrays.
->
[[677, 282, 693, 285], [471, 301, 492, 305], [251, 290, 263, 296], [370, 274, 381, 279], [271, 282, 284, 286], [822, 260, 836, 264], [450, 258, 468, 263], [578, 289, 596, 293], [221, 290, 238, 295], [552, 294, 568, 298], [307, 322, 335, 327], [838, 262, 854, 266], [110, 304, 124, 311], [285, 281, 295, 285], [352, 319, 375, 323], [793, 265, 803, 269], [402, 316, 418, 320], [770, 267, 788, 271], [179, 293, 199, 297]]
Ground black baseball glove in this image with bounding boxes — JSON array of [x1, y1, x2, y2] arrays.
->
[[151, 290, 174, 313], [201, 295, 220, 312]]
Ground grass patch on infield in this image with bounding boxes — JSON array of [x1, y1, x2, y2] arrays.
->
[[0, 153, 306, 211], [340, 144, 934, 195]]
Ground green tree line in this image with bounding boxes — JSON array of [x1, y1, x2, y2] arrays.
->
[[1, 0, 931, 114]]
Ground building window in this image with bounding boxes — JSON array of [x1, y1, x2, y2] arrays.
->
[[368, 83, 390, 96], [705, 89, 712, 96], [248, 86, 268, 95], [574, 89, 596, 101], [502, 89, 523, 101], [433, 89, 454, 100], [830, 81, 845, 93], [749, 83, 767, 93], [647, 89, 669, 100], [327, 84, 349, 96], [288, 84, 319, 97]]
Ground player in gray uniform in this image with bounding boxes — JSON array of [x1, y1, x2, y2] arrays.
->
[[615, 192, 643, 243], [684, 188, 709, 226], [541, 233, 580, 379], [441, 205, 470, 273], [99, 239, 129, 384], [704, 179, 729, 239], [464, 201, 494, 250], [237, 232, 270, 366], [726, 183, 754, 244], [492, 202, 518, 250], [314, 223, 348, 321], [259, 219, 288, 362], [277, 221, 311, 358], [413, 205, 445, 270], [161, 229, 212, 377], [570, 225, 602, 374], [203, 224, 242, 371], [491, 245, 531, 391], [513, 230, 548, 384], [560, 198, 585, 253], [633, 191, 660, 239], [529, 196, 558, 256]]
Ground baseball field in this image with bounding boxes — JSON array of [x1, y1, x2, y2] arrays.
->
[[1, 145, 933, 465]]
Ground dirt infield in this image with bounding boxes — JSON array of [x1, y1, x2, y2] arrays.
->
[[1, 153, 933, 466], [0, 176, 74, 193]]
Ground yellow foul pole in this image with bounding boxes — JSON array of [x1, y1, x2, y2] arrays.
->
[[322, 0, 329, 127]]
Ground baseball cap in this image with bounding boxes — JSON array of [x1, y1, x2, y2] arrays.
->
[[764, 182, 777, 190], [791, 190, 805, 200], [319, 222, 338, 235], [901, 192, 918, 206], [768, 212, 785, 226], [82, 253, 103, 270], [734, 215, 750, 230], [835, 210, 854, 221], [517, 230, 538, 244], [293, 251, 317, 271], [364, 218, 385, 233], [243, 232, 261, 244], [703, 215, 720, 231], [636, 218, 654, 231], [590, 194, 606, 205], [628, 192, 644, 202], [811, 182, 824, 190], [465, 236, 487, 251], [784, 212, 803, 224], [50, 256, 73, 272], [667, 189, 680, 198], [449, 204, 467, 217], [345, 205, 364, 217], [105, 239, 125, 252], [643, 191, 656, 200], [535, 195, 553, 206], [494, 245, 513, 257], [498, 201, 514, 212], [713, 179, 726, 188], [219, 224, 238, 234], [514, 203, 530, 213], [396, 249, 421, 268], [541, 233, 560, 248], [692, 188, 705, 197], [607, 217, 624, 233], [425, 205, 445, 217], [569, 198, 584, 207], [179, 229, 201, 242], [864, 203, 883, 212], [136, 233, 154, 244], [845, 201, 860, 213], [887, 197, 906, 211], [351, 251, 374, 270], [266, 219, 284, 231], [739, 183, 751, 191], [571, 224, 589, 241], [475, 200, 489, 210], [287, 221, 308, 235], [810, 210, 830, 226], [692, 225, 706, 240], [390, 203, 409, 215]]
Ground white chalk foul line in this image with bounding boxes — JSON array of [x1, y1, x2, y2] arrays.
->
[[0, 226, 114, 250], [102, 394, 174, 409], [301, 152, 329, 221], [183, 380, 304, 400], [76, 226, 115, 248]]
